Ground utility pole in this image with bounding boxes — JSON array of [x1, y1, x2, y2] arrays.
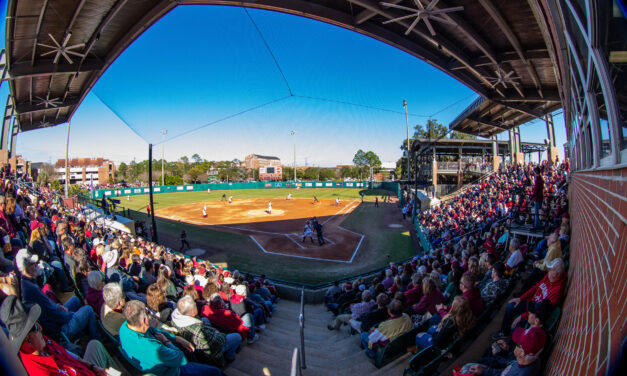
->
[[160, 129, 167, 185], [403, 100, 410, 182], [291, 130, 296, 181], [64, 120, 71, 197]]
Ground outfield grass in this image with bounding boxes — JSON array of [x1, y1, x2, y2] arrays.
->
[[112, 188, 390, 213]]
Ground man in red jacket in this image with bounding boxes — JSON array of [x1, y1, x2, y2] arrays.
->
[[500, 258, 565, 334], [201, 294, 258, 344]]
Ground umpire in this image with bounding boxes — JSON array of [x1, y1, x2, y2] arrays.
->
[[314, 220, 325, 246]]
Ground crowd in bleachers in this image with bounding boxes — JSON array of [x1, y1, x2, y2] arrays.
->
[[419, 161, 570, 247], [0, 174, 280, 376], [322, 161, 571, 375]]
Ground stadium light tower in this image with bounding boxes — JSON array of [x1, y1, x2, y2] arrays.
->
[[291, 130, 296, 182], [160, 129, 167, 185], [403, 100, 410, 181]]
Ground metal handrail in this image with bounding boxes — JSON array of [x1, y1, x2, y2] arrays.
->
[[290, 347, 302, 376], [299, 286, 306, 370]]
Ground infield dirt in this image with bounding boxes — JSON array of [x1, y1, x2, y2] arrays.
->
[[156, 198, 363, 262]]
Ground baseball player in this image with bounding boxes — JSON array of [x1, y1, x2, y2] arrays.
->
[[221, 193, 227, 202], [313, 195, 319, 204], [267, 201, 272, 214], [335, 197, 340, 206], [202, 205, 207, 218], [302, 221, 314, 243], [286, 193, 292, 200], [127, 195, 130, 201], [228, 195, 233, 204], [207, 188, 211, 194]]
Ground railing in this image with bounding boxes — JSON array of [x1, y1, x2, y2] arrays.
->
[[436, 161, 493, 174], [290, 348, 302, 376], [299, 286, 306, 370]]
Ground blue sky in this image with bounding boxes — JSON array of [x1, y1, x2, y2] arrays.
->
[[3, 4, 566, 166]]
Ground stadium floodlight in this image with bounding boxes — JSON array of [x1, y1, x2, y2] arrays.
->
[[160, 129, 167, 185], [403, 100, 410, 181]]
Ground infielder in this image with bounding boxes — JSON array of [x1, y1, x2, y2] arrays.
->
[[286, 193, 292, 200], [228, 195, 233, 204], [313, 195, 319, 204], [221, 193, 227, 202], [202, 205, 207, 218], [335, 198, 340, 206], [267, 201, 272, 214]]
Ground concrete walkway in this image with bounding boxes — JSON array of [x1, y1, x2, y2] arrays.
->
[[227, 300, 411, 376]]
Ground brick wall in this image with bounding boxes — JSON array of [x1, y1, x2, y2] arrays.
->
[[545, 167, 626, 375]]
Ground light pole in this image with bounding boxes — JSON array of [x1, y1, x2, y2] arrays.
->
[[160, 129, 167, 185], [291, 130, 296, 182], [403, 100, 410, 181], [64, 120, 71, 197]]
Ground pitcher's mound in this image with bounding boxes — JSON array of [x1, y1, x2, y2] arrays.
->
[[247, 209, 285, 217]]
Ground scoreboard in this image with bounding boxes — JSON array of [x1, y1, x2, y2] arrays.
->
[[259, 166, 282, 181]]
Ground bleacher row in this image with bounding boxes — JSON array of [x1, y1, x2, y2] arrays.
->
[[321, 161, 571, 376], [0, 175, 281, 376]]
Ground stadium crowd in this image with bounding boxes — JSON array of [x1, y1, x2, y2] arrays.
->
[[0, 173, 279, 376], [323, 160, 570, 375]]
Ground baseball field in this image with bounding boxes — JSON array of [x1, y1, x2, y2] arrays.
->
[[116, 188, 417, 284]]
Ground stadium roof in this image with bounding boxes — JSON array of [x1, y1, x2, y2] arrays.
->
[[410, 137, 547, 156], [4, 0, 562, 134]]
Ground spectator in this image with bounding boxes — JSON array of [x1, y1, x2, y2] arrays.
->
[[410, 277, 444, 315], [480, 262, 509, 305], [171, 296, 241, 365], [404, 273, 424, 306], [532, 233, 562, 272], [157, 265, 178, 299], [1, 295, 121, 376], [504, 238, 523, 271], [18, 249, 101, 344], [118, 300, 224, 376], [101, 282, 125, 336], [531, 166, 544, 229], [415, 296, 475, 350], [141, 259, 157, 285], [360, 299, 412, 358], [146, 283, 173, 323], [328, 290, 374, 331], [103, 249, 136, 294], [500, 258, 565, 335], [201, 294, 258, 344], [351, 292, 390, 333], [230, 284, 266, 330], [85, 270, 105, 314], [381, 269, 394, 290]]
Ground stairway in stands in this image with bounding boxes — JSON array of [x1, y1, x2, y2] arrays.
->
[[227, 300, 411, 376]]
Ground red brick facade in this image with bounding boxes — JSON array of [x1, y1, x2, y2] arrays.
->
[[545, 167, 626, 375]]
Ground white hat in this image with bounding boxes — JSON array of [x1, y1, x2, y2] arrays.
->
[[224, 277, 234, 285], [92, 238, 101, 247], [102, 249, 119, 269], [235, 285, 247, 296], [15, 249, 38, 274], [546, 258, 564, 270]]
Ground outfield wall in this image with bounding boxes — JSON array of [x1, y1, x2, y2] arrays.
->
[[90, 181, 401, 199]]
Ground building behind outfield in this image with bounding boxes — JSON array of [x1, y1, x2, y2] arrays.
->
[[55, 158, 115, 186]]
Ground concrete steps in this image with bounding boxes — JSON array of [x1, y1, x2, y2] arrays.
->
[[226, 300, 411, 376]]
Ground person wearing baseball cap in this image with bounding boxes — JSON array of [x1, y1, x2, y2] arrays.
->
[[0, 295, 117, 376]]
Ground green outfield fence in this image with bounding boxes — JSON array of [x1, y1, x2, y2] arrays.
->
[[89, 180, 402, 199]]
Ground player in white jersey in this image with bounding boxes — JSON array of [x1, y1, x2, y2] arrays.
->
[[286, 193, 292, 200], [268, 201, 272, 214], [228, 196, 233, 204]]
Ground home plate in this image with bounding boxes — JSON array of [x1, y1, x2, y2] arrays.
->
[[186, 248, 206, 257], [388, 224, 403, 228]]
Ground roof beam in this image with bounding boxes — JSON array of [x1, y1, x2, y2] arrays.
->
[[495, 102, 544, 118], [30, 0, 49, 66], [488, 88, 561, 102], [355, 0, 401, 24], [15, 97, 80, 115], [478, 0, 543, 97], [8, 59, 103, 79], [81, 0, 129, 60], [449, 50, 550, 70], [466, 115, 509, 131]]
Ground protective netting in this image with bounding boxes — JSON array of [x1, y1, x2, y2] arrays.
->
[[91, 5, 478, 164]]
